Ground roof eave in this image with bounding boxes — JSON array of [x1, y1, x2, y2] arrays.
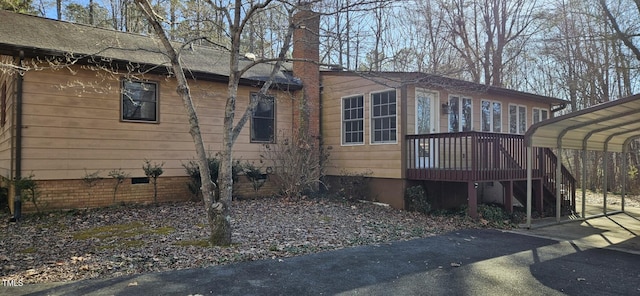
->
[[1, 44, 302, 90]]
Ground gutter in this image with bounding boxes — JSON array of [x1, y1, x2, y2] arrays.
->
[[551, 102, 567, 113], [12, 50, 24, 221]]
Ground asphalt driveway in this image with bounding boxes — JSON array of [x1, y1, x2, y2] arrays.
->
[[6, 227, 640, 296]]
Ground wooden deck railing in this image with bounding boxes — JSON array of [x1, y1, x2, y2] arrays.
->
[[406, 132, 576, 212], [406, 132, 575, 185]]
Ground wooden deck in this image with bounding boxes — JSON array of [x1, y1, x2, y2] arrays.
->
[[406, 132, 576, 214]]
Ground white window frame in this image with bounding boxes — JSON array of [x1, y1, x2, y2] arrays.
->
[[532, 107, 549, 124], [509, 104, 527, 134], [370, 89, 398, 144], [341, 94, 365, 146], [414, 88, 439, 134], [481, 100, 502, 133], [448, 95, 473, 132]]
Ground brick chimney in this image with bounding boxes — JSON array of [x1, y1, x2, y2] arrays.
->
[[292, 5, 320, 140]]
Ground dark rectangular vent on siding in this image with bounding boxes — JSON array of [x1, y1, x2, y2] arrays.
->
[[131, 177, 150, 184]]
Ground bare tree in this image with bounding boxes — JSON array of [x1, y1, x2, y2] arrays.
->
[[391, 0, 463, 74], [600, 0, 640, 62], [134, 0, 318, 245], [439, 0, 541, 86]]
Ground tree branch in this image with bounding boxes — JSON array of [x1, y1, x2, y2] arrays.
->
[[599, 0, 640, 61]]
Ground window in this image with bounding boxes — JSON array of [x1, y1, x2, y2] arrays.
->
[[509, 104, 527, 134], [532, 107, 549, 124], [342, 95, 364, 145], [251, 93, 275, 143], [122, 80, 158, 122], [371, 90, 397, 143], [481, 100, 502, 132], [448, 95, 472, 132]]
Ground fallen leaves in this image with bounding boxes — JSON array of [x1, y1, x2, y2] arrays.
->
[[0, 198, 473, 284]]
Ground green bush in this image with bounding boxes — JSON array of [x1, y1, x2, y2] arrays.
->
[[405, 185, 431, 214], [242, 162, 266, 192], [336, 170, 372, 201], [478, 204, 514, 226], [142, 160, 164, 203], [14, 174, 43, 212], [183, 155, 242, 200]]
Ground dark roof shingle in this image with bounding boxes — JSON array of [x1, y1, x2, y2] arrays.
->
[[0, 10, 301, 88]]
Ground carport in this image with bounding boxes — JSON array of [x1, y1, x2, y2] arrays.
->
[[524, 93, 640, 228]]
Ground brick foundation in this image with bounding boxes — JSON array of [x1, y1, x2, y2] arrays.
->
[[18, 175, 280, 213]]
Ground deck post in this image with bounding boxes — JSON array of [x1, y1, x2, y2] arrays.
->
[[504, 181, 513, 213], [536, 179, 543, 215], [467, 181, 478, 219]]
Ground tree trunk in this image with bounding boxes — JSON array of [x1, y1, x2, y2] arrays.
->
[[211, 138, 234, 245], [135, 0, 220, 245], [208, 199, 231, 244]]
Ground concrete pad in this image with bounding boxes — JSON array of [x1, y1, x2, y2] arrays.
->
[[516, 207, 640, 255]]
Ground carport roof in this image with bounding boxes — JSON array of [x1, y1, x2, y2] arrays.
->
[[525, 93, 640, 153]]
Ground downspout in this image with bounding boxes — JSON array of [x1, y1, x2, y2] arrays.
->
[[12, 50, 24, 221], [318, 82, 325, 192], [16, 51, 23, 181]]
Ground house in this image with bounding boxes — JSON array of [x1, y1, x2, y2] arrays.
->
[[320, 72, 575, 217], [0, 9, 575, 218], [0, 9, 319, 213]]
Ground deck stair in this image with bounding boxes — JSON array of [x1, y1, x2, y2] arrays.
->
[[407, 132, 576, 215]]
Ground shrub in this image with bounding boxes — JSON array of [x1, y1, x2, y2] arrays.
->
[[82, 170, 102, 200], [242, 162, 266, 192], [183, 154, 241, 200], [405, 185, 431, 214], [108, 169, 129, 204], [260, 130, 330, 199], [336, 170, 372, 201], [14, 174, 43, 212], [142, 160, 164, 203], [478, 204, 515, 227]]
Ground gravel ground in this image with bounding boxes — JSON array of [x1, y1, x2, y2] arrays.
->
[[0, 197, 476, 284]]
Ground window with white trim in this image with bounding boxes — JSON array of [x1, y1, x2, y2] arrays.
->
[[342, 95, 364, 145], [532, 107, 549, 124], [448, 95, 472, 132], [481, 100, 502, 132], [122, 80, 158, 122], [509, 104, 527, 134], [371, 90, 397, 143]]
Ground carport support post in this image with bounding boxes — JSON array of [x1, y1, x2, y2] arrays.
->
[[556, 147, 562, 223], [526, 145, 532, 228], [581, 149, 587, 218], [603, 150, 608, 214], [621, 150, 626, 212]]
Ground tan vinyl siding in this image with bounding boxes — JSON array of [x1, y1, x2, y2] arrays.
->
[[20, 66, 294, 180], [0, 55, 15, 178], [321, 74, 403, 179]]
